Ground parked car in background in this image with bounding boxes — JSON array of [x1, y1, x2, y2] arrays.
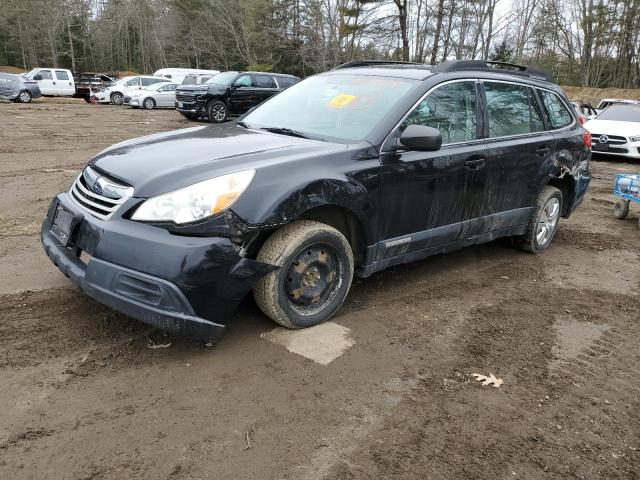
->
[[571, 101, 597, 123], [73, 73, 115, 103], [181, 73, 215, 86], [596, 98, 640, 112], [124, 82, 179, 109], [585, 104, 640, 159], [23, 68, 75, 96], [0, 72, 41, 103], [41, 60, 590, 342], [153, 68, 219, 84], [93, 75, 170, 105], [175, 71, 300, 122]]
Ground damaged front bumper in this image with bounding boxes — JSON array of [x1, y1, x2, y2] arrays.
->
[[41, 193, 276, 342]]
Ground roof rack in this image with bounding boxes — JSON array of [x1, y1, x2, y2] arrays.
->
[[333, 60, 421, 70], [432, 60, 555, 83]]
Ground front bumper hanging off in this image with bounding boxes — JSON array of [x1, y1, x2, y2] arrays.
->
[[41, 193, 276, 342]]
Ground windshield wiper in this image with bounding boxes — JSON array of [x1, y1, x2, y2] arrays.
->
[[236, 120, 251, 128], [259, 127, 310, 139]]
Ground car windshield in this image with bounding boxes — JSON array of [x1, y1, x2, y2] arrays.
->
[[242, 74, 418, 142], [24, 69, 39, 79], [597, 105, 640, 122], [205, 72, 238, 86]]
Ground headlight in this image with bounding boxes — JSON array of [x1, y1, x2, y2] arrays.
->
[[629, 135, 640, 142], [131, 169, 255, 224]]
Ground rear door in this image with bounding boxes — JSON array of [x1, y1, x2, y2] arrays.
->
[[35, 69, 56, 95], [480, 80, 553, 223], [54, 70, 74, 95], [158, 84, 177, 107], [252, 74, 279, 103]]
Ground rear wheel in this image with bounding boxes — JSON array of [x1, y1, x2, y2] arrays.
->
[[110, 92, 123, 105], [17, 90, 32, 103], [614, 200, 630, 219], [206, 100, 227, 123], [143, 97, 156, 109], [253, 220, 354, 329], [514, 186, 562, 253]]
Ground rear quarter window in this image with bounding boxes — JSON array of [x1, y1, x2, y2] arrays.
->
[[253, 75, 276, 88], [538, 90, 574, 129], [276, 77, 298, 88]]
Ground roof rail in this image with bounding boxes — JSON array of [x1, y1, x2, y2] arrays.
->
[[432, 60, 555, 83], [333, 60, 421, 70]]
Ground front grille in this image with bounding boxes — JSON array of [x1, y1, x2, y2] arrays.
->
[[176, 92, 196, 102], [591, 134, 627, 145], [69, 167, 133, 220]]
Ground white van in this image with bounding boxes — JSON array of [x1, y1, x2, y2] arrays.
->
[[153, 68, 219, 84], [23, 68, 75, 96]]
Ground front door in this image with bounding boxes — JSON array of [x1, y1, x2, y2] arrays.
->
[[230, 74, 259, 114], [158, 84, 176, 107], [378, 80, 488, 258], [34, 69, 56, 95]]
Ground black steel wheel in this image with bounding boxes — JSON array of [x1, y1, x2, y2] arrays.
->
[[254, 220, 354, 328], [207, 100, 227, 123], [614, 200, 630, 219]]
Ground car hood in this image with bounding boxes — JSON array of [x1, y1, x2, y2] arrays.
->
[[90, 124, 347, 197], [177, 84, 227, 94], [584, 119, 640, 137]]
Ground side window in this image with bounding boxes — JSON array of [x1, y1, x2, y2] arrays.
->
[[252, 74, 275, 88], [142, 78, 161, 86], [55, 70, 69, 81], [125, 78, 139, 86], [200, 75, 212, 84], [538, 90, 573, 129], [234, 75, 252, 87], [165, 84, 176, 91], [36, 70, 53, 80], [485, 82, 545, 137], [402, 81, 478, 144]]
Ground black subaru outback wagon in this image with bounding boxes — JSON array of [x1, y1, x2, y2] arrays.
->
[[42, 60, 591, 342], [175, 70, 300, 123]]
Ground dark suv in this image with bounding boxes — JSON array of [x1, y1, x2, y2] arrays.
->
[[175, 71, 300, 123], [41, 60, 591, 343]]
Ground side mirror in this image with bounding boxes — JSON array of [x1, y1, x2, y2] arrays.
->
[[399, 125, 442, 151]]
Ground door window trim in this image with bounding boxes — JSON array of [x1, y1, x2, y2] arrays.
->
[[382, 78, 485, 152]]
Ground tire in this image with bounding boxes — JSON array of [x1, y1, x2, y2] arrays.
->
[[206, 100, 227, 123], [614, 200, 629, 219], [17, 90, 32, 103], [143, 97, 156, 109], [253, 220, 354, 329], [514, 186, 563, 253], [110, 92, 123, 105]]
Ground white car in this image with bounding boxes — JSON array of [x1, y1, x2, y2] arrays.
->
[[153, 68, 219, 84], [23, 68, 75, 96], [123, 82, 179, 109], [93, 75, 170, 105], [585, 104, 640, 159]]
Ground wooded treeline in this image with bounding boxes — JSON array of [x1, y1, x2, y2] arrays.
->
[[0, 0, 639, 88]]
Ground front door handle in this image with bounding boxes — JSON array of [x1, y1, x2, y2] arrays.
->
[[536, 145, 551, 157], [53, 81, 56, 85], [464, 157, 485, 170]]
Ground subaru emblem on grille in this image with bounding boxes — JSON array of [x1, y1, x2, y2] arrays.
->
[[91, 179, 103, 195], [599, 135, 609, 144]]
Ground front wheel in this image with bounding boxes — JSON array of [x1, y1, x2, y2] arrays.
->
[[110, 92, 123, 105], [614, 200, 629, 219], [206, 100, 227, 123], [253, 220, 354, 329], [514, 186, 562, 253], [143, 97, 156, 109], [17, 90, 32, 103]]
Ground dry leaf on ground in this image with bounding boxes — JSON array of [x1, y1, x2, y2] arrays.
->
[[471, 373, 504, 388]]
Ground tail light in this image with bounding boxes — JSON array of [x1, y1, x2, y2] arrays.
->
[[582, 130, 592, 149]]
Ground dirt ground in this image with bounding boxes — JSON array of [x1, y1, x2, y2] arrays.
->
[[1, 98, 639, 480]]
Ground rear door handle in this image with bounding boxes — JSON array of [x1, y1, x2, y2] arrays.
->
[[464, 158, 485, 170], [536, 145, 551, 157]]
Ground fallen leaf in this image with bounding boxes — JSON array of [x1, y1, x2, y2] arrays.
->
[[471, 372, 504, 388]]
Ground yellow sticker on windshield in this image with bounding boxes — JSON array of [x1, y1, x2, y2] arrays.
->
[[327, 94, 356, 108]]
